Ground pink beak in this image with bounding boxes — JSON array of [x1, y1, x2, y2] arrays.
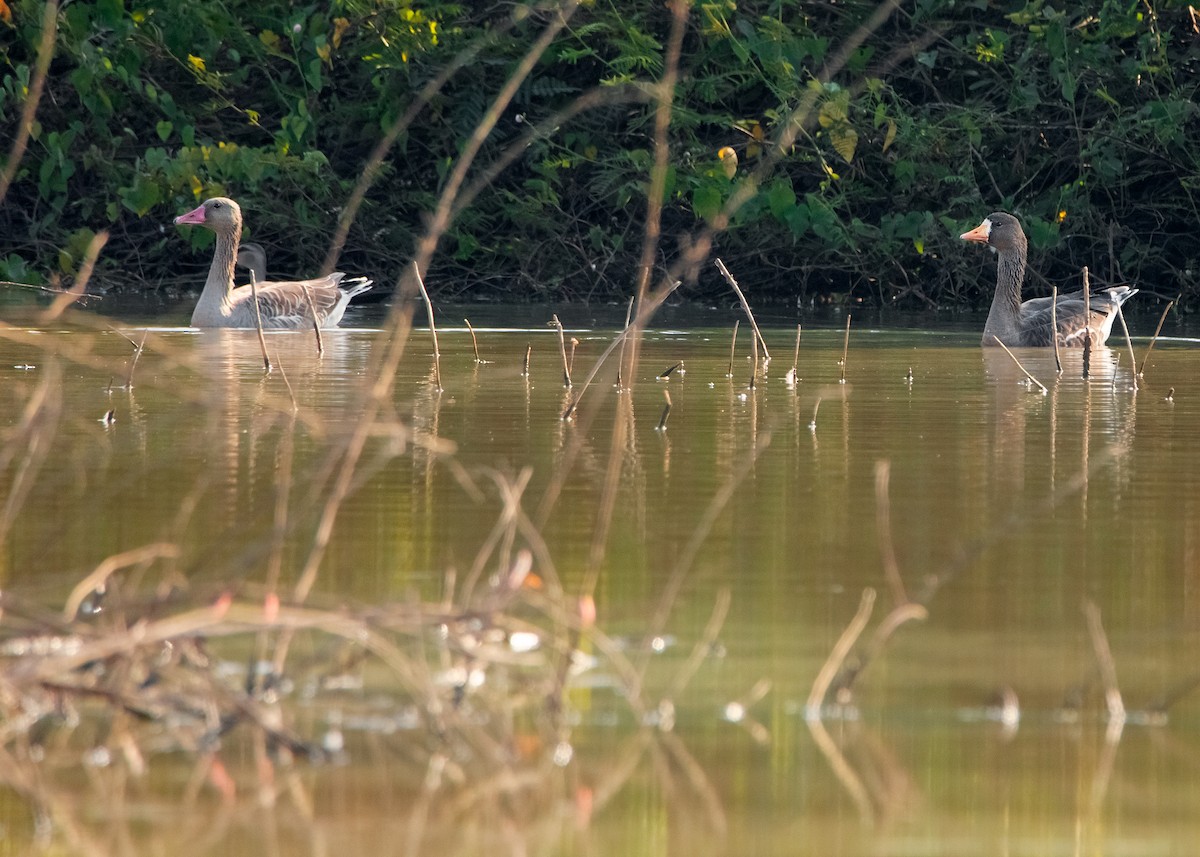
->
[[174, 205, 206, 226]]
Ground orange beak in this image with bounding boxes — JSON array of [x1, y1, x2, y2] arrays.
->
[[960, 221, 991, 244]]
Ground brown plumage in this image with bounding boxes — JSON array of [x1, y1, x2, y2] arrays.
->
[[961, 212, 1136, 347], [174, 197, 372, 329]]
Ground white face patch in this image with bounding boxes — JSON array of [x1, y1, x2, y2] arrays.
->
[[981, 217, 993, 236]]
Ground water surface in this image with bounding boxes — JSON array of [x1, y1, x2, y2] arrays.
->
[[0, 305, 1198, 856]]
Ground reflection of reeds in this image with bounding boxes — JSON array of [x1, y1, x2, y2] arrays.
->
[[727, 320, 739, 379]]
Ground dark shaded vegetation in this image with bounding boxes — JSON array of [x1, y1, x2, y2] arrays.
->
[[1, 0, 1197, 309]]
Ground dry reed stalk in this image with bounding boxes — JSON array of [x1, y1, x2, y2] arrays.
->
[[1082, 267, 1092, 379], [656, 389, 672, 431], [464, 318, 484, 363], [413, 262, 442, 392], [1139, 297, 1175, 378], [748, 322, 758, 389], [1084, 600, 1126, 726], [300, 284, 324, 356], [569, 337, 579, 373], [521, 344, 531, 378], [727, 320, 739, 379], [631, 0, 687, 309], [874, 461, 907, 607], [995, 340, 1048, 393], [809, 396, 822, 430], [122, 330, 148, 390], [616, 295, 634, 388], [552, 314, 572, 387], [321, 18, 520, 273], [247, 271, 273, 373], [1050, 285, 1062, 374], [42, 231, 109, 323], [63, 544, 181, 622], [657, 362, 682, 379], [636, 430, 772, 682], [0, 0, 57, 207], [786, 324, 802, 385], [1116, 304, 1137, 391], [714, 258, 771, 362], [839, 314, 851, 384], [804, 588, 876, 824], [0, 365, 62, 549]]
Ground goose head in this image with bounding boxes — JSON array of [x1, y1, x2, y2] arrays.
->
[[174, 197, 243, 237], [960, 212, 1026, 255]]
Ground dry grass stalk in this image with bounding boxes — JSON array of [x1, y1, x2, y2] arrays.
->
[[1139, 297, 1175, 378], [552, 314, 572, 387], [1082, 267, 1092, 379], [656, 389, 672, 431], [1116, 304, 1137, 391], [42, 231, 109, 323], [521, 344, 531, 378], [658, 362, 683, 379], [1051, 284, 1062, 374], [713, 258, 770, 362], [413, 262, 443, 392], [995, 340, 1048, 394], [748, 321, 758, 389], [786, 324, 802, 385], [464, 317, 485, 363], [616, 295, 634, 388], [300, 283, 324, 355], [0, 0, 58, 207], [839, 314, 851, 384], [569, 336, 579, 373], [247, 270, 273, 373], [727, 320, 739, 379]]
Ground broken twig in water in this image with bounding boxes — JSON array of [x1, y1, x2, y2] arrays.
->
[[1139, 297, 1175, 378], [714, 258, 770, 362], [521, 344, 531, 378], [300, 283, 324, 356], [748, 326, 758, 390], [569, 337, 579, 374], [413, 262, 442, 392], [656, 390, 671, 431], [552, 314, 572, 387], [658, 362, 683, 380], [995, 340, 1047, 394]]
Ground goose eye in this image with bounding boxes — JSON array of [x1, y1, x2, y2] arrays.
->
[[212, 201, 223, 209]]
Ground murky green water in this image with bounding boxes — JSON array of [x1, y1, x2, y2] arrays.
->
[[1, 302, 1198, 856]]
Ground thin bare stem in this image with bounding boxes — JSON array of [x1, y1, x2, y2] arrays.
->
[[122, 330, 148, 390], [465, 318, 482, 363], [413, 262, 442, 392], [1116, 303, 1137, 392], [727, 320, 739, 379], [714, 258, 770, 361], [656, 389, 671, 431], [995, 340, 1048, 394], [521, 345, 531, 378], [0, 0, 58, 207], [1082, 267, 1092, 379], [248, 271, 273, 374], [616, 295, 634, 388], [840, 314, 851, 384], [1084, 600, 1126, 725], [552, 314, 572, 387], [42, 231, 109, 323], [300, 283, 324, 356], [1051, 285, 1062, 374], [1139, 297, 1175, 378], [874, 461, 907, 607]]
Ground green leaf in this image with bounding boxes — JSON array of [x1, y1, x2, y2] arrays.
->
[[692, 185, 722, 223], [155, 120, 172, 142], [766, 178, 796, 221]]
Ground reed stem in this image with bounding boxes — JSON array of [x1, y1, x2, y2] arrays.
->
[[1140, 297, 1175, 378], [656, 390, 672, 431], [714, 258, 771, 361], [1050, 284, 1062, 375], [465, 318, 482, 363], [995, 340, 1047, 394], [248, 271, 273, 374], [839, 314, 851, 384], [413, 262, 442, 392], [727, 320, 739, 379], [552, 314, 572, 387]]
